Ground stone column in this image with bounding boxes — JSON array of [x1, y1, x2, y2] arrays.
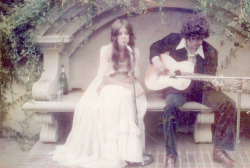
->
[[32, 35, 72, 142], [35, 112, 59, 143], [32, 35, 72, 101], [194, 112, 215, 143]]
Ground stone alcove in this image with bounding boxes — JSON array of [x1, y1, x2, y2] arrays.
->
[[32, 1, 200, 101], [23, 0, 250, 143]]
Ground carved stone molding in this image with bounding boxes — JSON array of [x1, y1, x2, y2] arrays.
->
[[35, 112, 59, 143], [194, 113, 215, 143], [194, 123, 213, 143], [196, 113, 215, 124], [32, 35, 73, 101]]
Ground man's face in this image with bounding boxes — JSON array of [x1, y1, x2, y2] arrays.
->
[[186, 37, 204, 53]]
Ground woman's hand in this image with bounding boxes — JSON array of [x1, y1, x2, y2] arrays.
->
[[97, 76, 145, 97], [97, 77, 110, 95], [133, 84, 145, 97]]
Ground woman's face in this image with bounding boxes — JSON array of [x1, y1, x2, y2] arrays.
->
[[117, 26, 130, 48]]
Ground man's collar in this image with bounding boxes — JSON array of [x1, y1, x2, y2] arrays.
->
[[176, 38, 186, 50], [176, 38, 205, 58]]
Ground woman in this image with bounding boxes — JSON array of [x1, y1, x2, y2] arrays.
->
[[51, 19, 147, 168]]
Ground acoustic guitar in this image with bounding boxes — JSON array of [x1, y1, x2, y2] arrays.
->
[[144, 54, 240, 91]]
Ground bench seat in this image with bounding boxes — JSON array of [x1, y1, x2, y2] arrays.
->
[[23, 90, 83, 113], [23, 90, 250, 143], [23, 90, 250, 112], [146, 91, 212, 112]]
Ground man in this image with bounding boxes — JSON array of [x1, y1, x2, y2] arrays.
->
[[149, 14, 236, 168]]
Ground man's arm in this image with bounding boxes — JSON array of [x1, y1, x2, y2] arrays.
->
[[204, 42, 218, 76], [203, 42, 222, 89], [149, 33, 181, 74], [150, 35, 169, 63]]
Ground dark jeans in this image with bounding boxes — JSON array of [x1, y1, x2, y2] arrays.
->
[[163, 90, 236, 157]]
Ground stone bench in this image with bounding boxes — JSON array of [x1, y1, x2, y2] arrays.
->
[[146, 91, 250, 143], [22, 89, 250, 143], [21, 36, 250, 144], [20, 4, 250, 145], [146, 91, 214, 143]]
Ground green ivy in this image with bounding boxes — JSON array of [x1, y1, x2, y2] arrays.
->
[[0, 0, 55, 134], [195, 0, 250, 69]]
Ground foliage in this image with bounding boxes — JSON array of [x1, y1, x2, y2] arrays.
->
[[2, 125, 39, 151], [0, 0, 55, 134], [195, 0, 250, 69], [196, 0, 249, 40]]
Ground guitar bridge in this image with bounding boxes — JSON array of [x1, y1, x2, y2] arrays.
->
[[170, 73, 176, 78]]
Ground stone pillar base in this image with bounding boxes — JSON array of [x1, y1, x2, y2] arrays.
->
[[194, 112, 215, 143], [35, 112, 59, 143]]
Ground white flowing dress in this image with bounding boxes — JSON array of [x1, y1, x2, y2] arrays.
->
[[50, 44, 147, 168]]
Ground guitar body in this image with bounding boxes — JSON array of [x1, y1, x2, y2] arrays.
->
[[145, 54, 194, 91]]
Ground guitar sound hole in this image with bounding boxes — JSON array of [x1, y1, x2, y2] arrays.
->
[[174, 70, 182, 76]]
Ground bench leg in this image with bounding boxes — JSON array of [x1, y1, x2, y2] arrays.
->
[[194, 123, 212, 143], [194, 113, 214, 143], [35, 112, 59, 143]]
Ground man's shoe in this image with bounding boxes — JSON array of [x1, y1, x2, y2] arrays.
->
[[165, 154, 176, 168], [213, 149, 235, 167], [126, 161, 142, 167]]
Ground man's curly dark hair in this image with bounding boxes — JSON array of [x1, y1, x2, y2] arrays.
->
[[180, 13, 210, 39]]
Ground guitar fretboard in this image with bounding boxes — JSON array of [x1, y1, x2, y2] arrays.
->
[[173, 73, 249, 88], [180, 72, 214, 82]]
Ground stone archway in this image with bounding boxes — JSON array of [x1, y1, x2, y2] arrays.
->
[[23, 0, 199, 143], [33, 1, 196, 101]]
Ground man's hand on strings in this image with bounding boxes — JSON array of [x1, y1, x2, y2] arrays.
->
[[97, 76, 111, 95], [212, 75, 224, 90], [152, 57, 169, 75]]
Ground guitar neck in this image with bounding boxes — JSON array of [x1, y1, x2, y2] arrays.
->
[[174, 74, 250, 87], [178, 73, 214, 82], [176, 74, 250, 81]]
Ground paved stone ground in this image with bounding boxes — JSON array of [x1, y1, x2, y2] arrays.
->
[[0, 132, 249, 168], [0, 138, 28, 168]]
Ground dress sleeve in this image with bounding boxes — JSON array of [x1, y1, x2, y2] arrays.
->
[[133, 48, 140, 78], [97, 46, 112, 78]]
